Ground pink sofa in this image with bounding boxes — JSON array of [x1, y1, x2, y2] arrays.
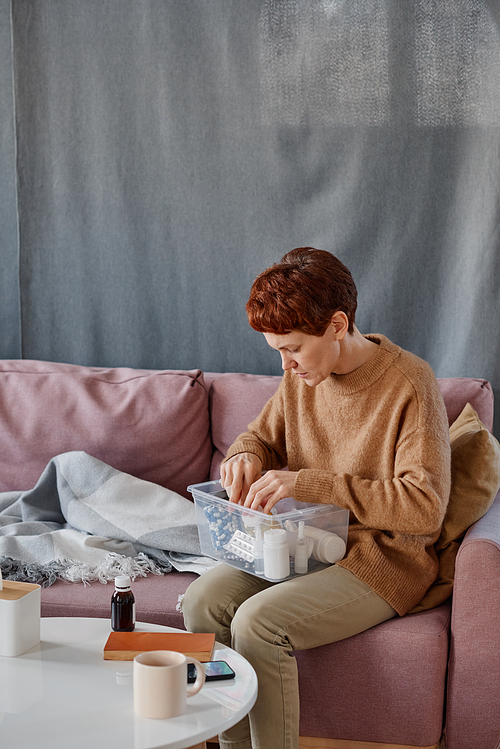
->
[[0, 360, 498, 749]]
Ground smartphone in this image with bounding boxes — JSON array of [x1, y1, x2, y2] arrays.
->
[[187, 660, 236, 683]]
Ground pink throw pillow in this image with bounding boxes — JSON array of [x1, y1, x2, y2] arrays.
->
[[0, 360, 212, 497]]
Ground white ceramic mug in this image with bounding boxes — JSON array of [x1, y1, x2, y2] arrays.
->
[[133, 650, 205, 719]]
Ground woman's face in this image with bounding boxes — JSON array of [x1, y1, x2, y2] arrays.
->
[[263, 322, 345, 387]]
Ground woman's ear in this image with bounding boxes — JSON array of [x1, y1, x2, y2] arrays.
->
[[330, 311, 350, 340]]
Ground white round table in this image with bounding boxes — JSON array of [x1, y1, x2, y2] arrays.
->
[[0, 617, 257, 749]]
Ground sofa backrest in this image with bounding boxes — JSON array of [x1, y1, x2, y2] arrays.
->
[[208, 373, 495, 480], [207, 372, 282, 479], [0, 360, 493, 497], [0, 360, 212, 497], [437, 377, 494, 430]]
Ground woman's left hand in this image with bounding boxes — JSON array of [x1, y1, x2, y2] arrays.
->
[[243, 470, 299, 514]]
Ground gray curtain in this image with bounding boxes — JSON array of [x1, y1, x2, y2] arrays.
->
[[2, 1, 500, 434]]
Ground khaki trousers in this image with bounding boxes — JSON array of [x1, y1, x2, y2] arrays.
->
[[181, 563, 396, 749]]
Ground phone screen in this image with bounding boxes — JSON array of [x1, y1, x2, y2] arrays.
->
[[187, 660, 236, 683]]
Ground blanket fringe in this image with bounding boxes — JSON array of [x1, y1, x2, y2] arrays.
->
[[61, 552, 170, 585], [0, 552, 172, 587]]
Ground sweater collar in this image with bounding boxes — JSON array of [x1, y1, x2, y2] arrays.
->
[[327, 334, 401, 395]]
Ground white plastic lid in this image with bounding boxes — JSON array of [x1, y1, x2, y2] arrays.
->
[[115, 575, 131, 589], [316, 534, 346, 564], [264, 528, 287, 546]]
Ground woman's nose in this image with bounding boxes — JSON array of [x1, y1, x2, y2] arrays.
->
[[281, 352, 296, 371]]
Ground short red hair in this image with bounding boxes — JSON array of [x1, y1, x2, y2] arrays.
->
[[246, 247, 357, 336]]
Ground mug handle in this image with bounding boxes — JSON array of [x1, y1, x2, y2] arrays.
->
[[186, 658, 206, 696]]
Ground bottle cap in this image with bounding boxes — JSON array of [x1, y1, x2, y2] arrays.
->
[[115, 575, 131, 589], [316, 533, 346, 564], [264, 528, 287, 545]]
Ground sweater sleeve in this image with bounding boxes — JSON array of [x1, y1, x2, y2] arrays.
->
[[294, 423, 451, 536]]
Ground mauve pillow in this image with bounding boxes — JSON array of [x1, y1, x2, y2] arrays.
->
[[0, 361, 212, 498], [209, 373, 281, 478], [437, 377, 494, 431]]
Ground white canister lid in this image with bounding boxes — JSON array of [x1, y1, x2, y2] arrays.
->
[[264, 528, 287, 546], [316, 533, 346, 563]]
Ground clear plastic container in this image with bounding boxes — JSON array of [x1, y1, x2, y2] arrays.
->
[[188, 480, 349, 582]]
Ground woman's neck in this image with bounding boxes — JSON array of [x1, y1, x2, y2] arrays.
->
[[335, 327, 379, 375]]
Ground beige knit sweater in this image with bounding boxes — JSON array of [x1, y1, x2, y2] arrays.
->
[[225, 334, 451, 615]]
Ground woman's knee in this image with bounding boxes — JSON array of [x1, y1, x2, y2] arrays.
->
[[182, 565, 267, 633], [231, 589, 288, 648], [181, 575, 213, 631]]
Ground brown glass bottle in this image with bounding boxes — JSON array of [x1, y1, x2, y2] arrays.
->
[[111, 575, 135, 632]]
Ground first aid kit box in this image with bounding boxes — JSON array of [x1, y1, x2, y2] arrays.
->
[[188, 480, 349, 582]]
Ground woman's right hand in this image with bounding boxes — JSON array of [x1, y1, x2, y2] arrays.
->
[[220, 453, 263, 505]]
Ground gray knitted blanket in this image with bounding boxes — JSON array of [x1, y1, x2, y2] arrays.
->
[[0, 451, 207, 586]]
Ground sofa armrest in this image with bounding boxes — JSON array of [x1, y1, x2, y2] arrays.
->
[[445, 491, 500, 749]]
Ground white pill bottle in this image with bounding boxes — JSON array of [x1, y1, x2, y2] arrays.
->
[[263, 528, 290, 581]]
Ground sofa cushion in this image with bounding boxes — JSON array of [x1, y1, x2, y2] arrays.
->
[[410, 402, 500, 613], [0, 361, 212, 498], [40, 572, 197, 629], [209, 372, 281, 478], [296, 602, 451, 745]]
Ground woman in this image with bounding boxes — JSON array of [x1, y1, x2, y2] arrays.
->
[[182, 247, 451, 749]]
